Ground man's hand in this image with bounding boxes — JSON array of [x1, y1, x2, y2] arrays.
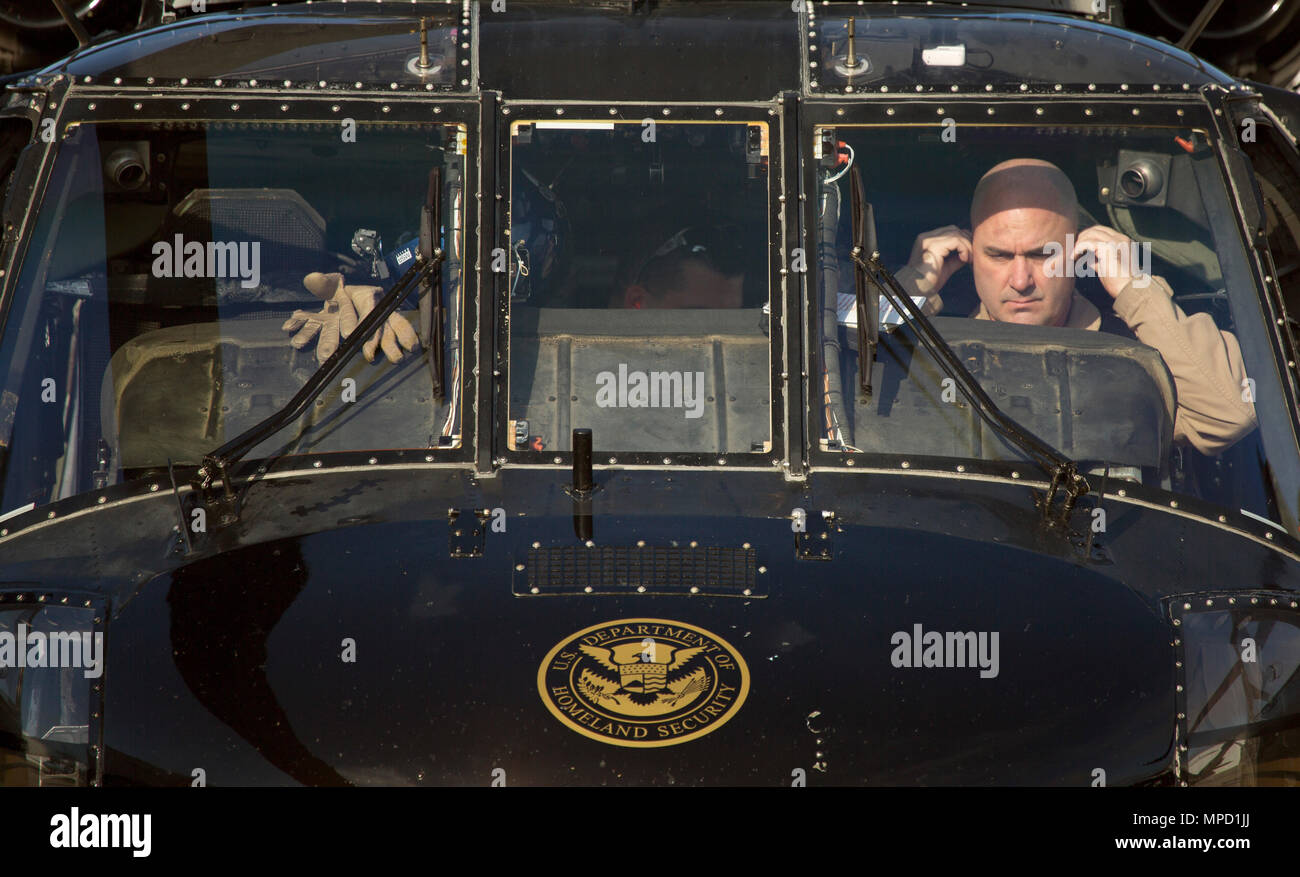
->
[[905, 225, 973, 295], [282, 272, 420, 365], [1072, 225, 1150, 298]]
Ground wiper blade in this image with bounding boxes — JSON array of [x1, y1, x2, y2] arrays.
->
[[846, 169, 1088, 520], [193, 251, 440, 499]]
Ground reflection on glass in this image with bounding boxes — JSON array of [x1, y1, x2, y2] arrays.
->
[[0, 605, 99, 787], [1181, 608, 1300, 786]]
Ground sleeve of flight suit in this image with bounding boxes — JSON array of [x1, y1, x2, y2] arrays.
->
[[891, 263, 943, 316], [1111, 275, 1258, 456]]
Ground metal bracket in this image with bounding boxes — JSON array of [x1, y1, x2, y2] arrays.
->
[[796, 509, 836, 561], [448, 508, 489, 558]]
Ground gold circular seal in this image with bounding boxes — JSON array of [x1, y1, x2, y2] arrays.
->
[[537, 618, 750, 748]]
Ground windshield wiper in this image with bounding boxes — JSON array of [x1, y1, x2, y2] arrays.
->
[[192, 249, 441, 506], [846, 167, 1089, 523]]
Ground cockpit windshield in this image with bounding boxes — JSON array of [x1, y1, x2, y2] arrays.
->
[[506, 118, 773, 456], [0, 119, 466, 518], [815, 122, 1299, 534]]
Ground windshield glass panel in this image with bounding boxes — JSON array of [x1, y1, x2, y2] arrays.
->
[[0, 119, 466, 518], [507, 119, 772, 456], [815, 123, 1298, 534]]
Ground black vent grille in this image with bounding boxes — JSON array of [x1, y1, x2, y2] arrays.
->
[[516, 546, 761, 597]]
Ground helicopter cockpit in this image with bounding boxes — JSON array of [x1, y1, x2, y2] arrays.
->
[[0, 116, 467, 509], [506, 119, 774, 455], [813, 120, 1277, 524]]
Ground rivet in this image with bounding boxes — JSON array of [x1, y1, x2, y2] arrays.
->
[[984, 84, 993, 92], [1218, 514, 1227, 522], [1176, 109, 1185, 117], [97, 496, 106, 504], [584, 586, 593, 593], [1019, 83, 1028, 92], [1054, 84, 1062, 91], [986, 108, 995, 116], [663, 457, 671, 464], [113, 77, 122, 85], [1251, 597, 1259, 604], [886, 108, 895, 115], [231, 103, 239, 110], [586, 540, 595, 548], [1170, 500, 1178, 508], [956, 464, 965, 472], [355, 82, 363, 89], [281, 104, 289, 111], [313, 460, 322, 468], [215, 79, 223, 86], [88, 102, 96, 110], [555, 107, 564, 115], [1206, 599, 1213, 606], [1011, 471, 1020, 479], [1035, 107, 1044, 115], [425, 455, 433, 462], [133, 102, 142, 110], [718, 458, 727, 465], [662, 108, 670, 116], [715, 108, 724, 116], [1117, 489, 1126, 496], [1182, 602, 1191, 610], [758, 566, 767, 574], [1266, 531, 1275, 540], [319, 80, 327, 87], [553, 456, 562, 464], [608, 457, 616, 464], [1228, 597, 1236, 604], [846, 458, 855, 466], [332, 105, 340, 112], [637, 585, 647, 593], [690, 541, 698, 548], [1085, 108, 1094, 116], [515, 564, 525, 571], [149, 483, 159, 492], [530, 587, 539, 594], [391, 83, 399, 90], [690, 586, 700, 594], [1120, 83, 1129, 92], [1131, 108, 1140, 116], [1087, 83, 1096, 91], [284, 80, 292, 87], [368, 457, 378, 465], [900, 461, 910, 469], [637, 540, 646, 547], [249, 79, 258, 87], [743, 588, 752, 596]]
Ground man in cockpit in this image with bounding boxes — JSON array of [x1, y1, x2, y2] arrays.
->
[[895, 157, 1257, 456], [617, 225, 744, 309]]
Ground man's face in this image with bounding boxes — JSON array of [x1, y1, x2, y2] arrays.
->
[[971, 205, 1075, 326], [624, 258, 743, 309]]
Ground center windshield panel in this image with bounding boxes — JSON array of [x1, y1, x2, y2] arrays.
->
[[815, 122, 1297, 535], [0, 119, 467, 519], [506, 119, 772, 456]]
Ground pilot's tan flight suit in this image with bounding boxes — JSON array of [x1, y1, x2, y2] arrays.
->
[[895, 265, 1259, 456]]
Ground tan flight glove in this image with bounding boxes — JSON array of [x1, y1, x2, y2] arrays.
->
[[282, 272, 420, 364]]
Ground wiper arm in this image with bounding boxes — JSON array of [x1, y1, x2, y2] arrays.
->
[[419, 166, 446, 399], [849, 166, 879, 397], [846, 169, 1089, 521], [193, 251, 440, 500]]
